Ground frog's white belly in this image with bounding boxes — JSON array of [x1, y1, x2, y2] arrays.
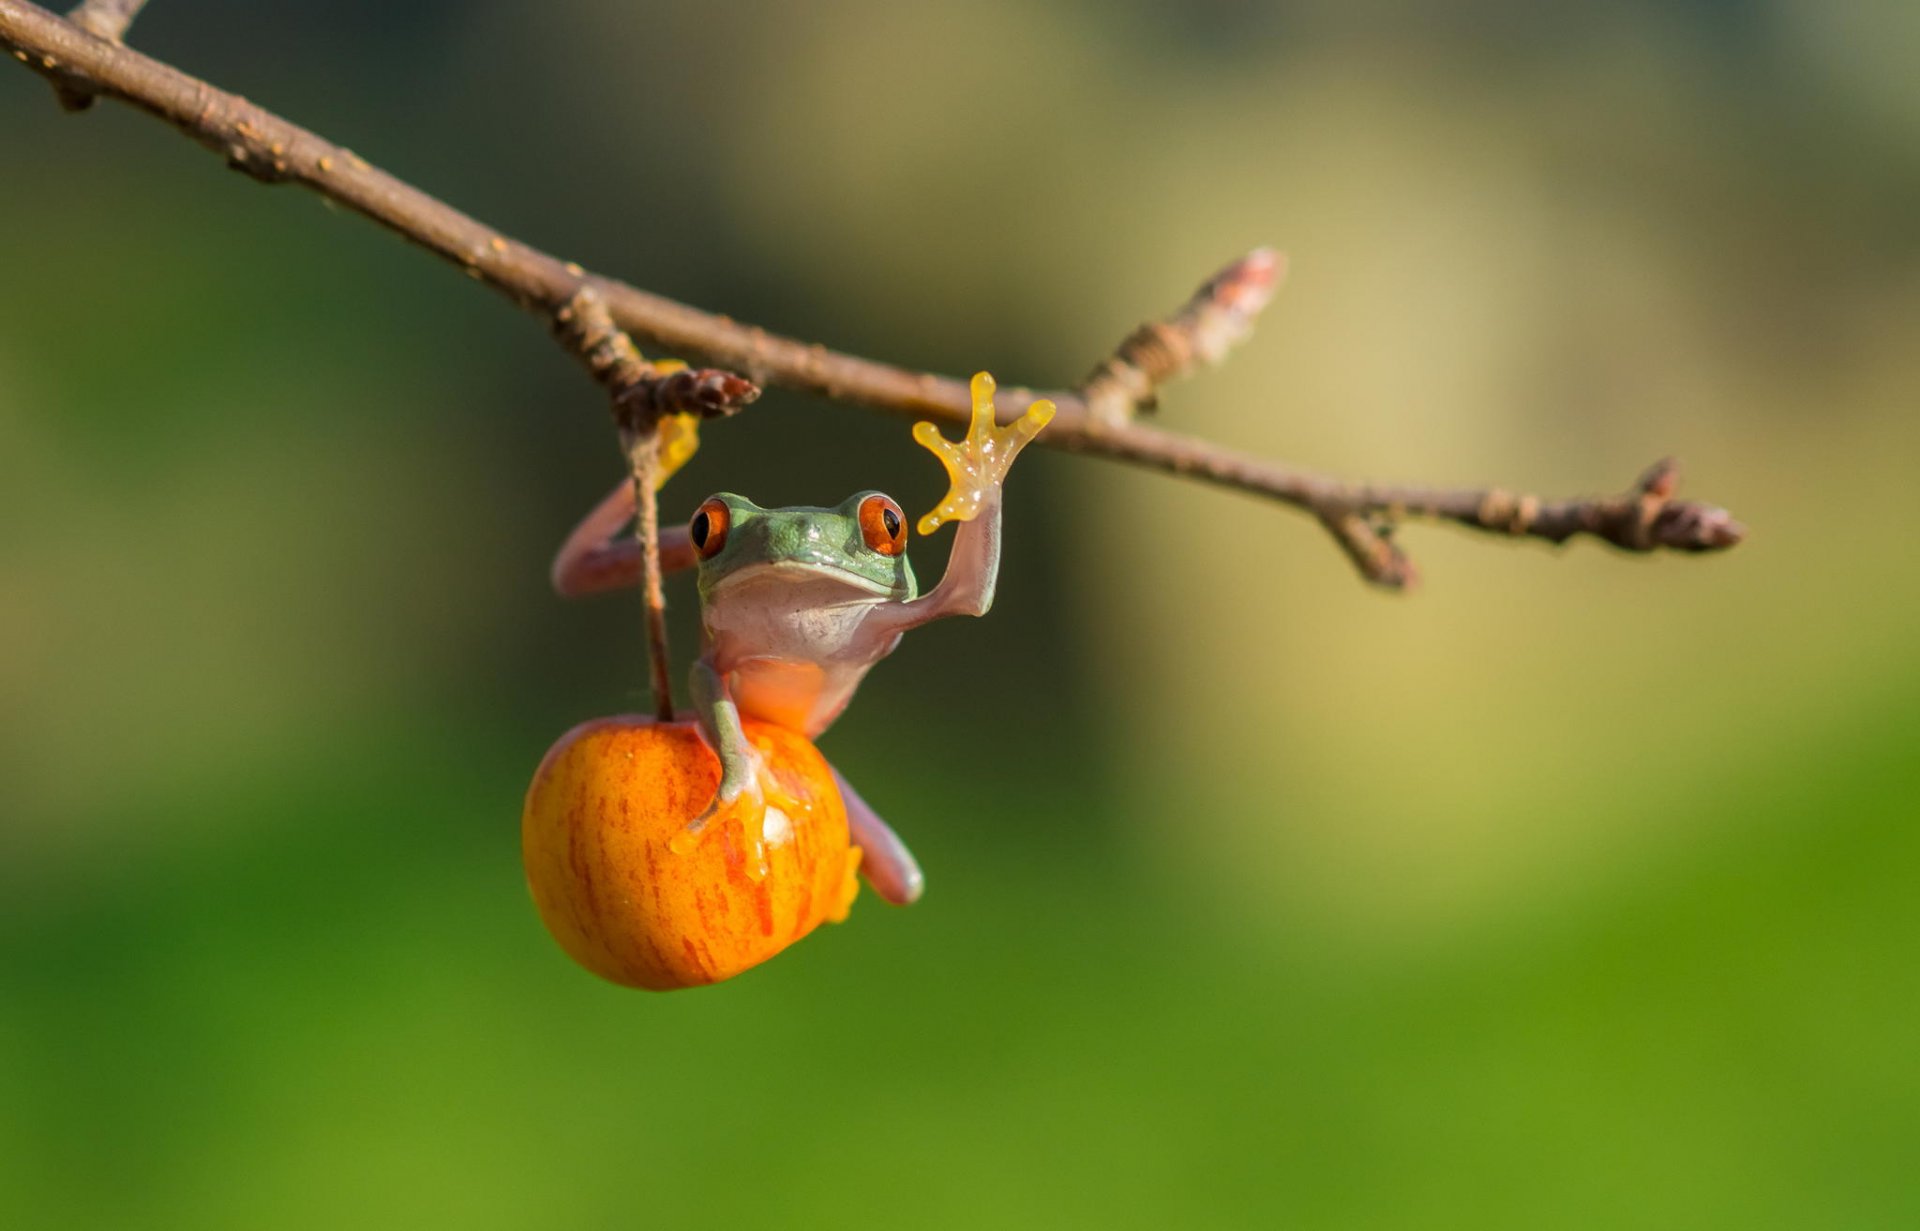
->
[[702, 570, 902, 737]]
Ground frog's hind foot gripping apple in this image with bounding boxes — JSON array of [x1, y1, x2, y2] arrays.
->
[[529, 372, 1053, 988]]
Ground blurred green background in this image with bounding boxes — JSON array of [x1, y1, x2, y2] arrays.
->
[[4, 1, 1916, 1226]]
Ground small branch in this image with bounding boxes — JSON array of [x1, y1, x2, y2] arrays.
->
[[553, 289, 749, 721], [0, 0, 1748, 590], [65, 0, 141, 39], [1317, 512, 1418, 589], [1303, 458, 1744, 587], [1440, 457, 1746, 552], [1081, 248, 1283, 426]]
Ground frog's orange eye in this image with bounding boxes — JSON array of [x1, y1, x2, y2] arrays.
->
[[858, 494, 908, 557], [690, 498, 731, 559]]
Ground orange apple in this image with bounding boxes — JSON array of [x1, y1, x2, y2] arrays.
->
[[522, 716, 858, 990]]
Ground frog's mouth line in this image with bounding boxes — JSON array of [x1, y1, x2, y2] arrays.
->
[[706, 559, 899, 599]]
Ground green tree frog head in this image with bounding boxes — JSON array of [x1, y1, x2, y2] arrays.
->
[[689, 491, 919, 606]]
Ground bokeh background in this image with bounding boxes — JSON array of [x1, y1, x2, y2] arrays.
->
[[4, 1, 1916, 1226]]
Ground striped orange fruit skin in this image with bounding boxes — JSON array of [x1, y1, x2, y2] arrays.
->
[[522, 717, 857, 990]]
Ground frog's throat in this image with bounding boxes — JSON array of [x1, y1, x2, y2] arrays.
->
[[704, 559, 902, 601]]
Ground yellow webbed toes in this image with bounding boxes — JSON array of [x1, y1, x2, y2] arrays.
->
[[914, 371, 1056, 535], [653, 411, 701, 489]]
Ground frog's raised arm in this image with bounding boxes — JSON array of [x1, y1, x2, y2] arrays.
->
[[866, 372, 1054, 633]]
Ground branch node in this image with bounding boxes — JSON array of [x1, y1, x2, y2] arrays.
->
[[53, 0, 147, 109], [1319, 510, 1419, 591], [1475, 488, 1539, 535], [554, 288, 759, 442], [1627, 457, 1745, 552]]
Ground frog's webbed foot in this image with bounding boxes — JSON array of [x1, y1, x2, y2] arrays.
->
[[674, 742, 817, 884], [876, 372, 1054, 629], [831, 766, 925, 906], [684, 661, 791, 881], [683, 743, 763, 834], [913, 372, 1055, 536]]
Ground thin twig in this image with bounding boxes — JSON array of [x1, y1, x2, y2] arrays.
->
[[552, 288, 740, 721], [64, 0, 141, 39], [0, 0, 1747, 589], [1081, 248, 1283, 426], [1317, 512, 1418, 589], [626, 440, 673, 723]]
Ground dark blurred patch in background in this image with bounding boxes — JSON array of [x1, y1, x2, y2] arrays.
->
[[3, 1, 1915, 1226]]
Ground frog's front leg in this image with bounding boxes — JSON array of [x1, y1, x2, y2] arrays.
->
[[874, 371, 1055, 632], [832, 767, 925, 906], [684, 658, 776, 881], [686, 661, 842, 883], [892, 494, 1005, 625], [689, 660, 922, 901], [687, 658, 763, 826]]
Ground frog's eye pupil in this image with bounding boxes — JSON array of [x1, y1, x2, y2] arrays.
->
[[691, 498, 730, 559], [858, 494, 908, 557]]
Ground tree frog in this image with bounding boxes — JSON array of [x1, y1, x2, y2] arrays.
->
[[551, 372, 1054, 906]]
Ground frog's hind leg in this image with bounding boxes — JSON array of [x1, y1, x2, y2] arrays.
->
[[550, 479, 698, 598], [831, 767, 925, 906]]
